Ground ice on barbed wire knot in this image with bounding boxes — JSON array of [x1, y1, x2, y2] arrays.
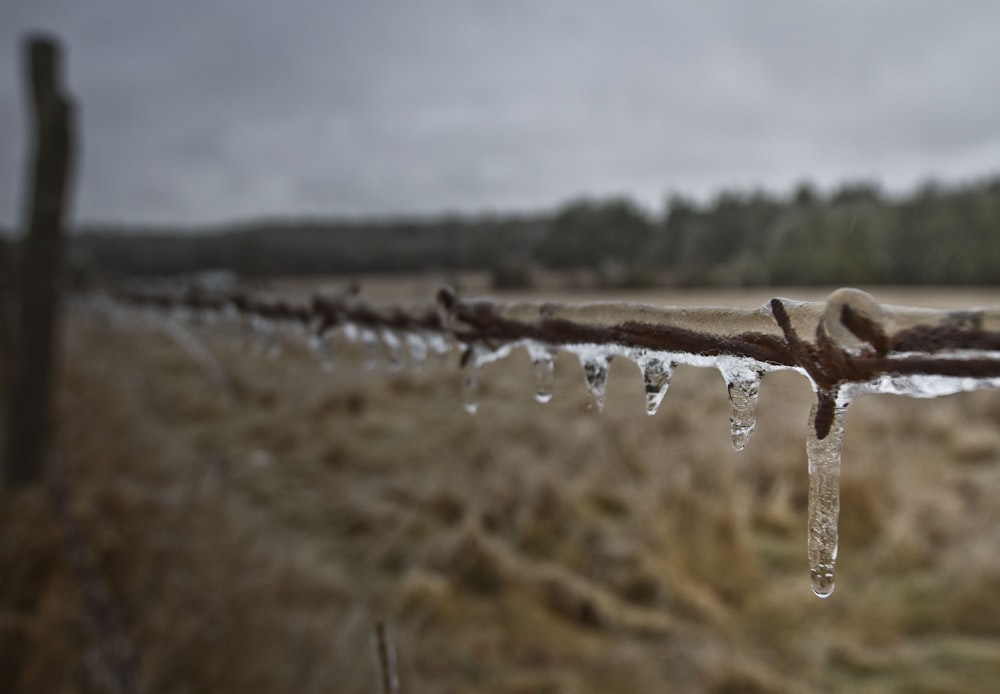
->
[[823, 287, 889, 354]]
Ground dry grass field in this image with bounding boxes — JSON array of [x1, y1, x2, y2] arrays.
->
[[3, 283, 1000, 693]]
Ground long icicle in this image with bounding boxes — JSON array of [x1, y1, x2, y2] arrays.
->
[[806, 397, 848, 598]]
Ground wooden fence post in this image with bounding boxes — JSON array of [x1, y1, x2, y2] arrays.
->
[[2, 35, 76, 488], [0, 238, 13, 378]]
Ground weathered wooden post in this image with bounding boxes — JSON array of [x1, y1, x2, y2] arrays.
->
[[0, 238, 13, 376], [2, 35, 76, 488]]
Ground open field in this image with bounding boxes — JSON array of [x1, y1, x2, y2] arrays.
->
[[3, 283, 1000, 693]]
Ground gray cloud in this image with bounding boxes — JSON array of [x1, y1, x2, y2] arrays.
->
[[2, 0, 999, 225]]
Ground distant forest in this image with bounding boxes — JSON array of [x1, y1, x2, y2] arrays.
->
[[27, 176, 1000, 287]]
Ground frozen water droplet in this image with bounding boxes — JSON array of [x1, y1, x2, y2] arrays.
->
[[722, 366, 762, 451], [527, 343, 557, 403], [806, 399, 848, 599], [811, 568, 836, 599], [461, 347, 480, 414], [581, 355, 610, 412], [640, 355, 673, 416]]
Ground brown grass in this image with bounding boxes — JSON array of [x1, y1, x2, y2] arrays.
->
[[3, 285, 1000, 693]]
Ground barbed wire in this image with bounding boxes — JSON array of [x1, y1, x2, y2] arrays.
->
[[105, 284, 1000, 418]]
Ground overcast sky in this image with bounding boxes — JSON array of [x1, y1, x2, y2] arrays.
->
[[2, 1, 999, 226]]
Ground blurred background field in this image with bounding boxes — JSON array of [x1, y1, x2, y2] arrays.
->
[[4, 282, 1000, 693], [5, 5, 1000, 692]]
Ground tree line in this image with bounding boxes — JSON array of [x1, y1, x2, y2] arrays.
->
[[16, 175, 1000, 287]]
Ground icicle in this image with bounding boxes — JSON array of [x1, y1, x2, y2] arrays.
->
[[360, 328, 382, 370], [461, 347, 480, 414], [639, 354, 673, 416], [265, 320, 287, 361], [248, 316, 273, 358], [342, 322, 360, 343], [425, 332, 451, 358], [721, 364, 763, 451], [806, 399, 848, 598], [308, 332, 335, 372], [406, 333, 429, 364], [581, 354, 611, 412], [526, 343, 557, 403], [381, 330, 405, 372]]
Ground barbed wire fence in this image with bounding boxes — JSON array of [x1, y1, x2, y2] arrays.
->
[[92, 281, 1000, 601]]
